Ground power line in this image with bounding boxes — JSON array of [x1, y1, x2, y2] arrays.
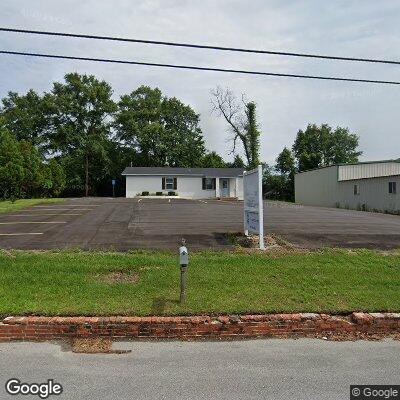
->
[[1, 27, 400, 66], [1, 50, 399, 85]]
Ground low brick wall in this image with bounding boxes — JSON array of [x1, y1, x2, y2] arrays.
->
[[0, 313, 399, 342]]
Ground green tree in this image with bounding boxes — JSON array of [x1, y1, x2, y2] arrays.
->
[[0, 128, 55, 200], [0, 129, 25, 200], [40, 158, 66, 197], [47, 73, 117, 196], [274, 147, 296, 201], [0, 90, 53, 156], [115, 86, 206, 167], [200, 151, 227, 168], [96, 141, 139, 196], [227, 154, 246, 168], [293, 124, 362, 172], [245, 102, 260, 168], [275, 147, 295, 175], [19, 140, 43, 196], [211, 87, 261, 169]]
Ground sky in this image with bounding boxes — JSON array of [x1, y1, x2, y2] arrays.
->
[[0, 0, 399, 165]]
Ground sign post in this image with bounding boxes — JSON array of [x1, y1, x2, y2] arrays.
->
[[179, 238, 189, 303], [243, 165, 265, 250], [111, 179, 116, 197]]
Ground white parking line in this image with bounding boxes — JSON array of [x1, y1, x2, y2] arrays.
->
[[33, 205, 100, 208], [22, 208, 92, 211], [0, 222, 67, 224], [6, 214, 83, 217], [0, 233, 43, 236]]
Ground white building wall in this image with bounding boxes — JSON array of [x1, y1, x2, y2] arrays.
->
[[126, 176, 162, 197], [177, 176, 215, 199], [226, 177, 243, 199], [295, 167, 400, 212], [235, 177, 244, 200], [125, 175, 244, 199]]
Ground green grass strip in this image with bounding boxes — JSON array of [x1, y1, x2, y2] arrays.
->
[[0, 249, 399, 316], [0, 198, 65, 214]]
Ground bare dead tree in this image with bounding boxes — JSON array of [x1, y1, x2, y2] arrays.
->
[[210, 86, 260, 168]]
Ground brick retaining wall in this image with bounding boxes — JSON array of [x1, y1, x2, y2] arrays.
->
[[0, 313, 399, 341]]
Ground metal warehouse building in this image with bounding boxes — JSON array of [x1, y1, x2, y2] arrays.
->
[[295, 159, 400, 213]]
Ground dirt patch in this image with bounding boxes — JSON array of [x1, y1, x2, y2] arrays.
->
[[228, 232, 309, 255], [228, 232, 283, 248], [97, 270, 140, 284], [71, 338, 131, 354], [0, 250, 16, 258]]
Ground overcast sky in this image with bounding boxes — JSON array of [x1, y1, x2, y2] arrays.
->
[[0, 0, 399, 164]]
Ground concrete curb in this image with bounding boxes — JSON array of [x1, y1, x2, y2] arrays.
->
[[0, 313, 399, 342]]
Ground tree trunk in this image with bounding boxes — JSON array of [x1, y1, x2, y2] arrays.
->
[[85, 154, 89, 197]]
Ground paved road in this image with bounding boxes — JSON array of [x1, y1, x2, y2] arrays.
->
[[0, 197, 400, 250], [0, 339, 399, 400]]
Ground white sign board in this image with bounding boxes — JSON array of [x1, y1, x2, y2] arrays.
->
[[243, 165, 265, 249], [245, 211, 260, 233]]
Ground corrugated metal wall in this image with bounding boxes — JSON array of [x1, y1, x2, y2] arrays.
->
[[338, 162, 400, 181], [295, 166, 339, 207], [336, 176, 400, 212], [295, 163, 400, 212]]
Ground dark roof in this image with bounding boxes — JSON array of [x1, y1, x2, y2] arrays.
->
[[122, 167, 244, 177]]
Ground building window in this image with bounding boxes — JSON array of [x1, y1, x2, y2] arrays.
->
[[165, 177, 174, 190], [389, 182, 397, 194], [202, 177, 216, 190], [162, 177, 177, 190], [354, 184, 360, 195]]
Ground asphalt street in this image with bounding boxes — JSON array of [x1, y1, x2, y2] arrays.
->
[[0, 197, 400, 250], [0, 339, 399, 400]]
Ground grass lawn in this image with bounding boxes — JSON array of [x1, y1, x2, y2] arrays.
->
[[0, 249, 399, 316], [0, 198, 65, 214]]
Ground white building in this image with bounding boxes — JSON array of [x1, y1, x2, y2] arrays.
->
[[295, 160, 400, 213], [122, 167, 244, 199]]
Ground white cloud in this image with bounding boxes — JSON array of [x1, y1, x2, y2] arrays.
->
[[0, 0, 399, 164]]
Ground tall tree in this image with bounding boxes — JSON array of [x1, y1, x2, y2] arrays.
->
[[293, 123, 362, 172], [200, 151, 226, 168], [0, 90, 51, 154], [40, 158, 66, 197], [263, 165, 291, 201], [115, 86, 206, 167], [47, 73, 117, 196], [211, 87, 261, 169], [245, 102, 260, 168], [273, 147, 296, 201], [0, 128, 64, 200], [275, 147, 295, 176], [0, 128, 25, 200], [227, 154, 246, 168]]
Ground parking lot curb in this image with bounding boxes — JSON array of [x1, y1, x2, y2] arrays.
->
[[0, 312, 399, 341]]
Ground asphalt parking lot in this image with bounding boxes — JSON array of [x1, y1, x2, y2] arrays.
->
[[0, 197, 400, 250]]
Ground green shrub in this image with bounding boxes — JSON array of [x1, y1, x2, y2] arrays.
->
[[168, 191, 177, 196], [156, 192, 163, 196], [141, 191, 149, 196]]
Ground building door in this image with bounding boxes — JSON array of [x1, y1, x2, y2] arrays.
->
[[220, 178, 230, 197]]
